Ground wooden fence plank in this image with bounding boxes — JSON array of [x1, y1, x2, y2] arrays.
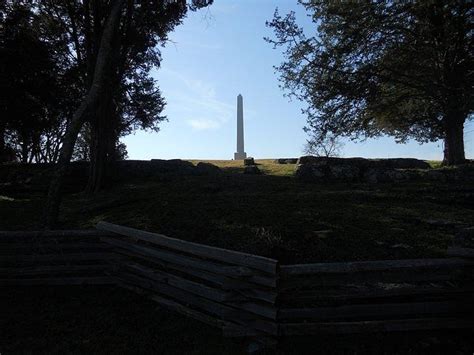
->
[[278, 300, 473, 321], [226, 300, 277, 320], [280, 258, 474, 276], [120, 282, 261, 338], [118, 272, 278, 335], [118, 271, 239, 318], [119, 282, 226, 328], [1, 242, 111, 252], [115, 249, 277, 300], [97, 222, 277, 274], [102, 237, 271, 281], [0, 230, 114, 240], [222, 326, 260, 337], [1, 252, 121, 264], [122, 262, 234, 303], [3, 226, 473, 342], [0, 264, 113, 276], [447, 247, 474, 258], [279, 286, 474, 305], [279, 318, 474, 336], [231, 287, 277, 305], [0, 276, 117, 286], [119, 267, 278, 320], [279, 268, 473, 289]]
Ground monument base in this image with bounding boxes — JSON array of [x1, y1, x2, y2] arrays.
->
[[234, 152, 247, 160]]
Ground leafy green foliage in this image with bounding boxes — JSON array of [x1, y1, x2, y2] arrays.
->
[[266, 1, 473, 163], [0, 4, 63, 162], [1, 1, 213, 164]]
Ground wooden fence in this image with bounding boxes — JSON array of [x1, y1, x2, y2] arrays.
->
[[95, 221, 279, 338], [278, 258, 474, 336], [1, 222, 474, 346], [0, 230, 118, 286]]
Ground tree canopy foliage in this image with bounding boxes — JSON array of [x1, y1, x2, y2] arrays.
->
[[43, 0, 185, 192], [266, 0, 473, 165], [1, 1, 210, 168], [1, 4, 65, 163], [1, 0, 212, 226]]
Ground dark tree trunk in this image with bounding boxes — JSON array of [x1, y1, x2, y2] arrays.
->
[[44, 0, 124, 228], [443, 115, 466, 166], [85, 9, 122, 195], [106, 111, 119, 161], [44, 107, 86, 225], [86, 93, 113, 194], [0, 124, 5, 162], [21, 139, 28, 164], [0, 125, 4, 152], [87, 119, 102, 193]]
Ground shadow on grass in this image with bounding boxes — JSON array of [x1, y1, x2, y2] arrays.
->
[[1, 286, 473, 354], [1, 164, 474, 263]]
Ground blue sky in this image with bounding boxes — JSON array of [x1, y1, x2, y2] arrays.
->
[[123, 0, 473, 161]]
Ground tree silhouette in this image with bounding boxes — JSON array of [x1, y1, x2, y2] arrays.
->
[[41, 0, 213, 227], [266, 1, 473, 165]]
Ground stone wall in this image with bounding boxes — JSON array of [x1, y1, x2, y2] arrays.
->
[[295, 156, 474, 183], [0, 160, 221, 192], [275, 158, 298, 164]]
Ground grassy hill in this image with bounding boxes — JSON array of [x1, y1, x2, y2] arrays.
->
[[188, 159, 297, 176], [1, 159, 472, 264], [1, 159, 473, 354]]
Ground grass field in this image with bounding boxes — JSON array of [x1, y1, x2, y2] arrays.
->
[[189, 159, 298, 176], [1, 159, 473, 263], [1, 159, 474, 353]]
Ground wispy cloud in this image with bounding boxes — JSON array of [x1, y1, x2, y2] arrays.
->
[[187, 119, 220, 130], [160, 68, 233, 131]]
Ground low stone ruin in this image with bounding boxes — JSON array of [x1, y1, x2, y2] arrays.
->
[[244, 157, 255, 166], [295, 156, 474, 183], [243, 165, 261, 175], [0, 160, 223, 190], [195, 162, 222, 175], [297, 156, 431, 169], [275, 158, 298, 164], [237, 157, 261, 174]]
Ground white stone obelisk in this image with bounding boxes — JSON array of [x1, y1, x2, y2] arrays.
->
[[234, 94, 247, 160]]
